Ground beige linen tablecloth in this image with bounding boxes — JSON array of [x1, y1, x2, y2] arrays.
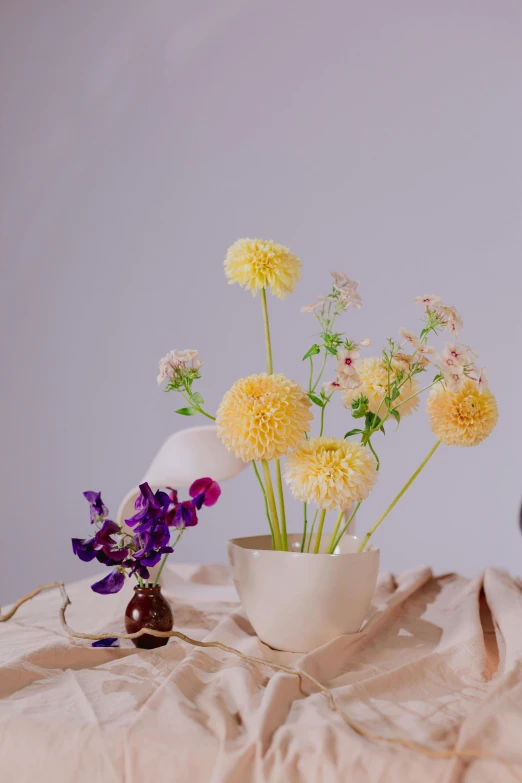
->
[[1, 564, 521, 783]]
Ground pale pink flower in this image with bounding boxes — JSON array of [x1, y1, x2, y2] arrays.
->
[[477, 368, 489, 393], [399, 328, 435, 356], [341, 373, 362, 390], [157, 349, 202, 384], [418, 343, 436, 356], [176, 349, 200, 364], [323, 379, 344, 392], [399, 328, 423, 350], [443, 367, 465, 392], [325, 373, 361, 393], [437, 304, 464, 338], [393, 352, 414, 370], [443, 343, 468, 364], [300, 295, 330, 314], [300, 302, 322, 313], [330, 271, 349, 287], [359, 337, 372, 347], [437, 349, 463, 375], [336, 348, 361, 378], [414, 294, 442, 310], [330, 272, 362, 310], [336, 283, 362, 310], [157, 351, 181, 385]]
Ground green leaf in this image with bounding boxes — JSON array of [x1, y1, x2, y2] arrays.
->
[[344, 429, 363, 438], [365, 412, 381, 430], [302, 344, 321, 360], [175, 407, 197, 416], [308, 393, 324, 407], [391, 387, 401, 401], [389, 408, 400, 424], [351, 394, 369, 418], [190, 392, 204, 405], [325, 345, 338, 356]]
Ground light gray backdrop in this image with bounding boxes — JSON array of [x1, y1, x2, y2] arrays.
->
[[1, 0, 521, 603]]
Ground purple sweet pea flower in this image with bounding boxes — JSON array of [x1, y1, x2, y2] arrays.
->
[[123, 556, 151, 580], [91, 569, 125, 594], [72, 537, 98, 562], [83, 491, 108, 523], [139, 545, 174, 568], [125, 483, 170, 528], [150, 522, 170, 550], [189, 477, 221, 510], [95, 519, 120, 548], [92, 638, 120, 648], [96, 546, 129, 565], [166, 500, 198, 528]]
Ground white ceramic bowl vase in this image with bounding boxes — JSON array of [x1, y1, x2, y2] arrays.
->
[[227, 533, 379, 653]]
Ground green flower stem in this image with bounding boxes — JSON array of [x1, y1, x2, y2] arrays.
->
[[197, 408, 216, 421], [252, 460, 275, 549], [314, 509, 327, 554], [260, 286, 289, 548], [326, 510, 345, 554], [260, 287, 274, 375], [392, 380, 439, 413], [319, 404, 326, 437], [180, 391, 216, 421], [261, 460, 282, 550], [308, 356, 314, 392], [358, 440, 441, 553], [311, 350, 328, 392], [365, 437, 380, 471], [275, 460, 288, 550], [318, 393, 332, 437], [153, 529, 185, 587], [307, 508, 319, 552], [331, 502, 361, 552], [301, 502, 308, 552]]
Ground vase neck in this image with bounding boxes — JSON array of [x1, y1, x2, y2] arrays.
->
[[133, 585, 162, 596]]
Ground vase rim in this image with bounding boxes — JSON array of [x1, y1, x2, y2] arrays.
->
[[133, 584, 162, 592], [228, 533, 379, 556]]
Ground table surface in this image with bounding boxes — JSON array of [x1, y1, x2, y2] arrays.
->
[[0, 563, 521, 783]]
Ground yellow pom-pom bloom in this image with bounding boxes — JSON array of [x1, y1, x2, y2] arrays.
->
[[216, 373, 312, 462], [426, 379, 498, 447], [342, 357, 420, 417], [224, 238, 301, 299], [284, 437, 378, 511]]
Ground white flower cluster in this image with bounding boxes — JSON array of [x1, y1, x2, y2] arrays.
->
[[301, 271, 362, 315], [409, 295, 487, 393], [157, 349, 202, 386]]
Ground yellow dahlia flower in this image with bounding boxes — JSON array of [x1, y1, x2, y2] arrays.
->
[[216, 373, 312, 462], [342, 357, 420, 418], [426, 379, 498, 447], [284, 437, 378, 511], [224, 238, 301, 299]]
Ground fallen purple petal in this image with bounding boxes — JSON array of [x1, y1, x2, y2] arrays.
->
[[92, 638, 120, 648], [91, 569, 125, 595]]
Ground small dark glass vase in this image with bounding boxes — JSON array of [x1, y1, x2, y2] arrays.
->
[[125, 585, 173, 649]]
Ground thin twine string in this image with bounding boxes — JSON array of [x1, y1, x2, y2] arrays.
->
[[1, 582, 520, 782]]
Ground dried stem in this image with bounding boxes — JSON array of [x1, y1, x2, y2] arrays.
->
[[1, 582, 521, 781]]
